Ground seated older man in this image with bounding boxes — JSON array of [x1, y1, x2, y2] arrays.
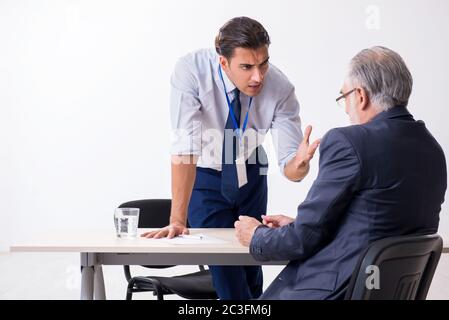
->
[[235, 46, 447, 300]]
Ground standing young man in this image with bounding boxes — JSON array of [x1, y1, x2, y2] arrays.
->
[[142, 17, 320, 300]]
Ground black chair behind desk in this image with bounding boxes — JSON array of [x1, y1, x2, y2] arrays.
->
[[118, 199, 218, 300], [345, 233, 443, 300]]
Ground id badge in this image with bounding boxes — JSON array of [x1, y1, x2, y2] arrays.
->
[[235, 155, 248, 188]]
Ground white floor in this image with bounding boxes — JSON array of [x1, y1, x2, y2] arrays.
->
[[1, 252, 448, 300]]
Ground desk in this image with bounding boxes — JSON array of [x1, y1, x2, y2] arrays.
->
[[10, 229, 449, 300], [10, 228, 286, 300]]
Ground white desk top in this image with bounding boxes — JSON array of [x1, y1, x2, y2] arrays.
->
[[10, 228, 449, 254], [9, 228, 249, 254]]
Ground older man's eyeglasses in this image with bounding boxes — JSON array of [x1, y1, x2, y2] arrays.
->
[[336, 88, 357, 108]]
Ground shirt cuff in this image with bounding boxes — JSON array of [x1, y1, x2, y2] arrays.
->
[[279, 152, 297, 178]]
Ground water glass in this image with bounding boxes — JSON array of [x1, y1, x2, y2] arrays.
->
[[114, 208, 140, 238]]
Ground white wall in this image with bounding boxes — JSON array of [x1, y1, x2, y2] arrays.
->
[[1, 0, 448, 250]]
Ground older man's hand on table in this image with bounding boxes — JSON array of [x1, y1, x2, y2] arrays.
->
[[234, 216, 262, 247]]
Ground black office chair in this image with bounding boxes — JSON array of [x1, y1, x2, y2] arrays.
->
[[118, 199, 218, 300], [345, 233, 443, 300]]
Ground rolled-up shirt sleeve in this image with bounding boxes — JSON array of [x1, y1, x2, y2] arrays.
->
[[170, 56, 202, 156], [270, 85, 303, 175]]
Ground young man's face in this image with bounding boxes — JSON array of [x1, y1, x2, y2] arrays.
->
[[220, 45, 269, 97]]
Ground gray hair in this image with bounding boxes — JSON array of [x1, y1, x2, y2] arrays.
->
[[347, 46, 413, 111]]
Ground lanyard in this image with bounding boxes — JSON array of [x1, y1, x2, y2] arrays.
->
[[218, 66, 253, 139]]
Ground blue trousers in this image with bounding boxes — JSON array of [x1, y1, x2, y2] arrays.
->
[[188, 160, 268, 300]]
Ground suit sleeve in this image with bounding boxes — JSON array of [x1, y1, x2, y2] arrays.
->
[[250, 128, 362, 261]]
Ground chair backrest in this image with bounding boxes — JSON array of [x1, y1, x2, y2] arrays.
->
[[345, 233, 443, 300], [119, 199, 171, 228]]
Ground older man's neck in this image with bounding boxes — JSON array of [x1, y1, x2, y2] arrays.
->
[[360, 104, 383, 124]]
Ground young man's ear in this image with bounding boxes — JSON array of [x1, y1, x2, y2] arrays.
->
[[219, 56, 229, 72]]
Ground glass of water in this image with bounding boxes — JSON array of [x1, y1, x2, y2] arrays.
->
[[114, 208, 140, 238]]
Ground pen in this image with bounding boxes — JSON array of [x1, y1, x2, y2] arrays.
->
[[179, 235, 204, 240]]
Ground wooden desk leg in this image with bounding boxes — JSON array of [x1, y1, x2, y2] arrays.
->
[[94, 265, 106, 300], [81, 266, 94, 300]]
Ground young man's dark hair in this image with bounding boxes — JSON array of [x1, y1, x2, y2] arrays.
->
[[215, 16, 271, 59]]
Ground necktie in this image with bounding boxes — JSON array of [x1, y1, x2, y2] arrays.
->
[[221, 88, 241, 203]]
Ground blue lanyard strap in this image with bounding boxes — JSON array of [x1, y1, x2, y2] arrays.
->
[[218, 66, 253, 139]]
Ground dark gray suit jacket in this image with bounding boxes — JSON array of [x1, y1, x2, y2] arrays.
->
[[251, 106, 447, 300]]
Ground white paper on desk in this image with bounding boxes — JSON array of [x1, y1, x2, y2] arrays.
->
[[152, 234, 227, 245]]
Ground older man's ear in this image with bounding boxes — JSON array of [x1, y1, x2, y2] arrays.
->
[[355, 87, 370, 111]]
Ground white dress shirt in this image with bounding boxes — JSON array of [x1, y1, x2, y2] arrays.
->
[[170, 48, 303, 173]]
